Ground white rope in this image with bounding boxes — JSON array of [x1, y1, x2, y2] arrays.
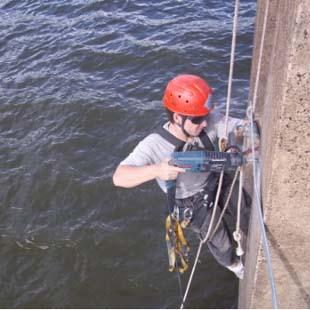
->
[[180, 1, 240, 308], [224, 0, 240, 137], [203, 171, 224, 243], [236, 168, 243, 231], [200, 0, 241, 245], [248, 105, 278, 308], [251, 0, 269, 114], [233, 166, 244, 256], [180, 240, 203, 309], [180, 168, 225, 309], [181, 0, 279, 308], [210, 167, 240, 240], [247, 0, 278, 305]]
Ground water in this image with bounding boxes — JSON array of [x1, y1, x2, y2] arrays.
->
[[0, 0, 256, 308]]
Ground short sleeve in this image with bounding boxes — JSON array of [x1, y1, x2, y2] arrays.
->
[[119, 132, 174, 167], [120, 136, 155, 166]]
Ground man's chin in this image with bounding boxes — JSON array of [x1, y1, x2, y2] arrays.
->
[[192, 130, 203, 137]]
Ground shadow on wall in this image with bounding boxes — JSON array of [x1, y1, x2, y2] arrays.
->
[[266, 226, 310, 308]]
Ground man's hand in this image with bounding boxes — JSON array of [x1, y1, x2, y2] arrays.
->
[[219, 137, 228, 152], [155, 158, 186, 181], [113, 159, 186, 188]]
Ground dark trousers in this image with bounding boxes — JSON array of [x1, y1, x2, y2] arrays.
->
[[219, 173, 252, 236], [175, 174, 251, 268]]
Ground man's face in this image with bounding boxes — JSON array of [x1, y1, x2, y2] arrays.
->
[[183, 116, 207, 137]]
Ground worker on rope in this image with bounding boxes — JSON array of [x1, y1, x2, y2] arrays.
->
[[113, 74, 251, 279]]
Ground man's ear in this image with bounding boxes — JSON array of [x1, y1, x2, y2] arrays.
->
[[173, 113, 182, 125]]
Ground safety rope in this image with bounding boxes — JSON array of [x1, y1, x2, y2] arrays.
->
[[247, 0, 278, 307], [180, 1, 241, 308], [225, 0, 243, 256], [248, 104, 278, 308], [251, 0, 269, 115], [233, 166, 244, 256], [209, 167, 240, 240], [181, 0, 279, 308], [224, 0, 240, 137], [202, 0, 241, 246]]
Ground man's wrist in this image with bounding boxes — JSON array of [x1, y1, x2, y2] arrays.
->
[[149, 163, 159, 179]]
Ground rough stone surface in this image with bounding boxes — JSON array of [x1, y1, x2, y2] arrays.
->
[[239, 0, 310, 308]]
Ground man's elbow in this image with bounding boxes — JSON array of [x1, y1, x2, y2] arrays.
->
[[112, 170, 123, 187], [112, 167, 130, 188]]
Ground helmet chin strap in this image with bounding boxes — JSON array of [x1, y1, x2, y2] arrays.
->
[[176, 116, 191, 139]]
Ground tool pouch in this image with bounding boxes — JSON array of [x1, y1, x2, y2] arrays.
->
[[165, 215, 190, 273]]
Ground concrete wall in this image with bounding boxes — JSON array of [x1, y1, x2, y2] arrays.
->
[[239, 0, 310, 308]]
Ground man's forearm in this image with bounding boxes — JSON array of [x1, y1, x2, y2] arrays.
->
[[112, 164, 158, 188]]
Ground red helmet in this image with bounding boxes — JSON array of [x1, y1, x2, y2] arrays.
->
[[163, 74, 213, 116]]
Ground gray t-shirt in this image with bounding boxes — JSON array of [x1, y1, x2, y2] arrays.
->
[[120, 111, 243, 199]]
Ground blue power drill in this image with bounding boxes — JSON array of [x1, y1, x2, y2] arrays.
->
[[168, 150, 245, 173]]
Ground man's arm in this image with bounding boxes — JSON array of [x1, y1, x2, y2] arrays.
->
[[112, 159, 186, 188]]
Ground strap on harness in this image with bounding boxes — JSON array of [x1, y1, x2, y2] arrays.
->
[[157, 125, 216, 215], [156, 126, 215, 152], [156, 125, 216, 273]]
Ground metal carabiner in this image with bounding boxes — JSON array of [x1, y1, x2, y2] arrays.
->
[[172, 205, 179, 222], [183, 207, 193, 223]]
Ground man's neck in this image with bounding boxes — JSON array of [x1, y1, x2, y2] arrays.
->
[[168, 122, 189, 142]]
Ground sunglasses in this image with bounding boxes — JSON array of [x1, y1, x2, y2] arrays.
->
[[187, 116, 206, 125]]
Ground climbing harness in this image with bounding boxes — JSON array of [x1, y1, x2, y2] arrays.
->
[[158, 125, 215, 279]]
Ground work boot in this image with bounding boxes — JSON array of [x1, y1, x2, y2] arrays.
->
[[227, 260, 244, 279]]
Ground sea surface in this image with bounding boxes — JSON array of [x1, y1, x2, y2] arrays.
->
[[0, 0, 256, 308]]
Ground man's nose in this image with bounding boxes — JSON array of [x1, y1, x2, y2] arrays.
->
[[201, 120, 207, 128]]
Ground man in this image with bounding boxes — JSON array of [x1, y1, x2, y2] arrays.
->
[[113, 74, 250, 279]]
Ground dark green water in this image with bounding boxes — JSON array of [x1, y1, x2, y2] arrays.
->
[[0, 0, 256, 308]]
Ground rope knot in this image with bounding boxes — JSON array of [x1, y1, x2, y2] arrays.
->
[[233, 230, 244, 256]]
